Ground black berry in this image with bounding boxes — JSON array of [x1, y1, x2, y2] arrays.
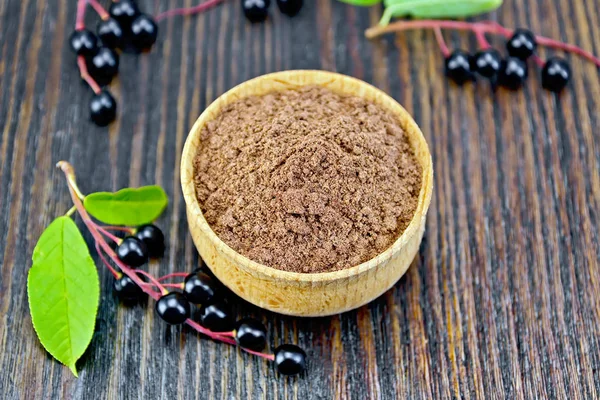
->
[[242, 0, 271, 23], [109, 0, 140, 25], [135, 224, 165, 258], [116, 236, 148, 267], [473, 49, 502, 78], [97, 18, 125, 49], [541, 57, 571, 93], [199, 302, 233, 332], [183, 271, 216, 304], [89, 90, 117, 127], [130, 14, 158, 51], [89, 47, 119, 82], [506, 28, 537, 60], [498, 57, 528, 89], [113, 275, 143, 300], [274, 344, 306, 375], [235, 318, 267, 350], [69, 29, 99, 56], [155, 292, 191, 324], [276, 0, 302, 16], [444, 50, 474, 84]]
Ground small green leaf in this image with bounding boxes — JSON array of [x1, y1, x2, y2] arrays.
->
[[338, 0, 382, 6], [83, 185, 168, 226], [27, 216, 100, 376], [381, 0, 503, 24]]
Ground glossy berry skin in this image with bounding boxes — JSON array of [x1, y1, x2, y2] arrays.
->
[[89, 90, 117, 127], [97, 18, 125, 49], [242, 0, 271, 23], [498, 57, 528, 90], [89, 47, 119, 81], [113, 275, 143, 300], [473, 49, 502, 78], [131, 14, 158, 51], [135, 224, 165, 258], [183, 271, 216, 304], [199, 302, 233, 332], [69, 29, 99, 56], [274, 344, 306, 376], [116, 236, 148, 267], [276, 0, 302, 16], [541, 57, 571, 93], [155, 292, 191, 324], [506, 29, 537, 60], [109, 0, 140, 25], [235, 318, 267, 350], [444, 50, 474, 84]]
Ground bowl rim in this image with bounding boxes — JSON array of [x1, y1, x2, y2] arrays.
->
[[181, 70, 433, 283]]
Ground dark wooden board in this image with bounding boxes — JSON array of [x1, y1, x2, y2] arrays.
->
[[1, 0, 599, 398]]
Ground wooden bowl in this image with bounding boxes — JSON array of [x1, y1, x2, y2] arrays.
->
[[181, 70, 433, 317]]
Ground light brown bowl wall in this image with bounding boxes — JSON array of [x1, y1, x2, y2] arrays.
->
[[181, 70, 433, 317]]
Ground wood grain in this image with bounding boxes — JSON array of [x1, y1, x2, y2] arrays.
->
[[0, 0, 599, 398]]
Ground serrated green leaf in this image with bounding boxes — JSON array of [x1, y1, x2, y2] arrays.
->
[[83, 185, 168, 226], [27, 216, 100, 376]]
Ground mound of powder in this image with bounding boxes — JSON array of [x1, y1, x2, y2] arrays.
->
[[193, 86, 421, 273]]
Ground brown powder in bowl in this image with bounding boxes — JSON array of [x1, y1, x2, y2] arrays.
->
[[193, 86, 422, 273]]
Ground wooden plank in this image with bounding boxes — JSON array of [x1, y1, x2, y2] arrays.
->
[[0, 0, 599, 398]]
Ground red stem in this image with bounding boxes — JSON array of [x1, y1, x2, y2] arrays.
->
[[157, 272, 189, 281], [474, 29, 490, 49], [365, 20, 600, 67], [97, 226, 122, 243], [141, 282, 183, 289], [75, 0, 86, 30], [57, 161, 277, 363], [88, 0, 110, 20], [135, 269, 169, 295], [433, 27, 450, 58], [77, 56, 102, 94], [155, 0, 225, 22], [95, 241, 120, 278], [102, 226, 136, 234], [532, 55, 545, 68], [58, 161, 159, 301]]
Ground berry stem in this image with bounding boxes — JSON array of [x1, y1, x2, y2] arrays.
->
[[135, 269, 169, 295], [58, 161, 279, 367], [155, 0, 225, 22], [87, 0, 110, 20], [433, 27, 450, 58], [242, 348, 276, 361], [157, 272, 189, 281], [65, 205, 77, 217], [474, 29, 490, 49], [102, 225, 136, 234], [140, 282, 184, 289], [77, 56, 102, 95], [57, 161, 160, 301], [97, 226, 122, 243], [95, 241, 120, 278], [365, 20, 600, 67], [532, 55, 545, 68], [75, 0, 87, 30]]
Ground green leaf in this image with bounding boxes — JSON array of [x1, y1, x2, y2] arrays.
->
[[27, 216, 100, 376], [380, 0, 503, 24], [338, 0, 382, 6], [83, 185, 168, 226]]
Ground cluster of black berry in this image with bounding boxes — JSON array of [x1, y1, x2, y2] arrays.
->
[[69, 0, 158, 126], [113, 224, 307, 376], [242, 0, 303, 22], [445, 28, 572, 92]]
